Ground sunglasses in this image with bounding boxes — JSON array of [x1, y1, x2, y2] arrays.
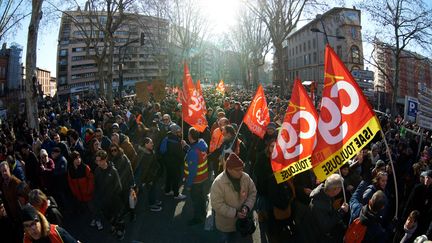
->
[[23, 219, 39, 229]]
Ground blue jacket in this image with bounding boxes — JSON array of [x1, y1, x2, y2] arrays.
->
[[184, 139, 208, 187]]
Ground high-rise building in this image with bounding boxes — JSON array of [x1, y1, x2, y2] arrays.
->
[[373, 41, 432, 111], [56, 10, 169, 97], [283, 7, 364, 97]]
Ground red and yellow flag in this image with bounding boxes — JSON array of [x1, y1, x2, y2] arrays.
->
[[311, 45, 381, 182], [216, 80, 225, 94], [243, 84, 270, 139], [272, 79, 318, 183], [182, 64, 208, 132]]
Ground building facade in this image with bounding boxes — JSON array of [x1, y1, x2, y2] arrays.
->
[[56, 10, 169, 97], [373, 41, 432, 111], [36, 68, 52, 97], [0, 43, 23, 96], [284, 7, 364, 98]]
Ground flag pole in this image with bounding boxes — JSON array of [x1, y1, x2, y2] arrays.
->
[[380, 130, 399, 219], [229, 121, 244, 151], [338, 169, 347, 203]]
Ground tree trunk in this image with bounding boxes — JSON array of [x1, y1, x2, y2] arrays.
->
[[98, 67, 105, 98], [106, 40, 114, 106], [274, 43, 287, 96], [25, 0, 43, 132], [391, 55, 400, 116]]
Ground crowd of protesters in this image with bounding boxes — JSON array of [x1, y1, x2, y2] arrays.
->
[[0, 85, 431, 243]]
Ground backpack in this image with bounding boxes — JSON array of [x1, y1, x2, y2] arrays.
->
[[344, 218, 367, 243]]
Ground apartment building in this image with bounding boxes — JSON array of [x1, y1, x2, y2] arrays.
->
[[56, 9, 169, 97], [283, 7, 364, 97], [373, 41, 432, 110]]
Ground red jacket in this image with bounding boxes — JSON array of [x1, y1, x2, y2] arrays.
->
[[68, 163, 94, 202]]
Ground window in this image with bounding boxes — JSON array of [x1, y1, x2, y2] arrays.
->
[[308, 53, 311, 65], [313, 52, 317, 64], [72, 47, 84, 52], [351, 27, 357, 39], [351, 45, 360, 63], [59, 49, 67, 56], [308, 40, 311, 51], [313, 39, 316, 49]]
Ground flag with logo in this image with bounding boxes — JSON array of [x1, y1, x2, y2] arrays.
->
[[311, 45, 381, 182], [243, 84, 270, 139], [182, 64, 208, 132], [216, 80, 225, 94], [272, 79, 318, 183]]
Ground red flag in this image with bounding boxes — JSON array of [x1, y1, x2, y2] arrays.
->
[[311, 45, 381, 182], [271, 79, 318, 183], [182, 63, 208, 132], [243, 84, 270, 139], [196, 80, 207, 114], [216, 80, 225, 94]]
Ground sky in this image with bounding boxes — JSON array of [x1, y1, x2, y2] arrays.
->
[[6, 0, 432, 78]]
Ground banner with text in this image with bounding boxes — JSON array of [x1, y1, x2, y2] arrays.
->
[[272, 80, 318, 183], [311, 45, 381, 182]]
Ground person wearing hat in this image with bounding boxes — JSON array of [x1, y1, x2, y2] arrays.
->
[[159, 123, 185, 199], [403, 170, 432, 239], [20, 143, 42, 188], [210, 153, 257, 242], [21, 205, 78, 243]]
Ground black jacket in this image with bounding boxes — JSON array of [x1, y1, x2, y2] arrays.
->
[[111, 153, 134, 192], [93, 163, 122, 209], [359, 204, 386, 243]]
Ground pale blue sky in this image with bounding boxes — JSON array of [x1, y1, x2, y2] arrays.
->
[[6, 0, 432, 78]]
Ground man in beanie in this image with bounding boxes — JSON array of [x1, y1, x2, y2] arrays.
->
[[160, 123, 185, 199], [21, 205, 78, 242], [210, 153, 257, 242]]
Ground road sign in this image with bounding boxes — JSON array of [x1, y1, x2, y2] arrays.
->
[[404, 96, 418, 122], [351, 70, 374, 80], [417, 83, 432, 130]]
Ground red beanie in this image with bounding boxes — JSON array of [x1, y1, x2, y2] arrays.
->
[[226, 153, 244, 169]]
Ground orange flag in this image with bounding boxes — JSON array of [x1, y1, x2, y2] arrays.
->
[[182, 64, 208, 132], [216, 80, 225, 94], [271, 79, 318, 183], [196, 80, 207, 114], [243, 84, 270, 139], [311, 45, 381, 182]]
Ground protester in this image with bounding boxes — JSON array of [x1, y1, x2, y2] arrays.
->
[[21, 204, 78, 243], [28, 189, 64, 226], [211, 153, 257, 242], [182, 127, 209, 225]]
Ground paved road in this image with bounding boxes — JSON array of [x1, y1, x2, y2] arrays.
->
[[63, 185, 261, 243]]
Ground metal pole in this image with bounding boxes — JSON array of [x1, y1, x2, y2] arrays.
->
[[380, 130, 399, 219], [339, 168, 347, 203]]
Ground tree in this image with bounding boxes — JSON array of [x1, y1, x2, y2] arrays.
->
[[59, 0, 137, 105], [0, 0, 30, 41], [247, 0, 311, 96], [25, 0, 44, 131], [360, 0, 432, 115], [226, 9, 270, 90]]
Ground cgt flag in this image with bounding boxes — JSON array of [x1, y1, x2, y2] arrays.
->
[[182, 64, 208, 132], [243, 84, 270, 139], [216, 80, 225, 94], [311, 45, 381, 182], [271, 79, 318, 183]]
